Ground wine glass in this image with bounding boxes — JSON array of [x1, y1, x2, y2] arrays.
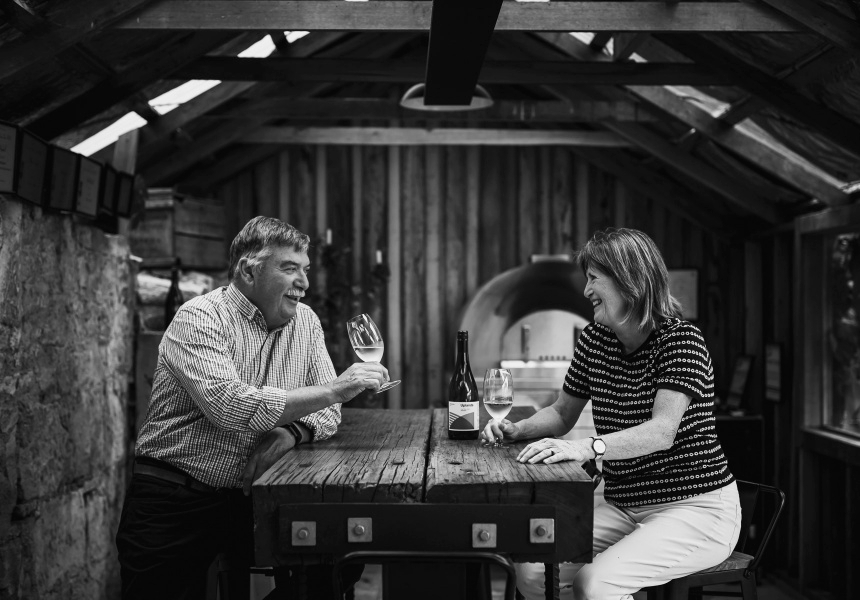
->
[[346, 313, 400, 393], [483, 368, 514, 448]]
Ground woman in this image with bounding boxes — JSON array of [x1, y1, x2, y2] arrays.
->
[[481, 228, 741, 600]]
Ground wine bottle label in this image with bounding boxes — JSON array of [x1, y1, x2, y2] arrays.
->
[[448, 402, 479, 431]]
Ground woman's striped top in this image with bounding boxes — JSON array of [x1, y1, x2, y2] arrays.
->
[[563, 318, 734, 507]]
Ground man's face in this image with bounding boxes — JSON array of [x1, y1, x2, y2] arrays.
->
[[245, 246, 310, 329]]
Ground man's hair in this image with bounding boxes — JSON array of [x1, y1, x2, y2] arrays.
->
[[228, 216, 311, 280], [575, 227, 682, 331]]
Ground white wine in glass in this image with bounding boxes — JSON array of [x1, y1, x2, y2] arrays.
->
[[483, 368, 514, 447], [346, 313, 400, 393]]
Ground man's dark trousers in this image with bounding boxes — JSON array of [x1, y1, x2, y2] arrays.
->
[[116, 469, 361, 599]]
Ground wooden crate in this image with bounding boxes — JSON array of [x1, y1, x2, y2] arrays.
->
[[130, 188, 226, 270]]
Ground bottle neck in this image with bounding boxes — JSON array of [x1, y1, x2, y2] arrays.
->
[[456, 338, 470, 368]]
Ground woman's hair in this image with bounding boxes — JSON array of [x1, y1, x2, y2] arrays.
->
[[575, 227, 682, 331], [228, 216, 311, 281]]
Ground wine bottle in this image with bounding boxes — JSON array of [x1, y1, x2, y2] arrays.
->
[[448, 331, 480, 440], [164, 259, 185, 328]]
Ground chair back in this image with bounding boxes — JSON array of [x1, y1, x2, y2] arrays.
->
[[734, 480, 786, 575]]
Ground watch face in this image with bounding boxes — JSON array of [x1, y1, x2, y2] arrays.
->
[[593, 438, 607, 454]]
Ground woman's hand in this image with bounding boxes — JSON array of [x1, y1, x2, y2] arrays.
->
[[517, 437, 592, 464], [480, 418, 520, 446]]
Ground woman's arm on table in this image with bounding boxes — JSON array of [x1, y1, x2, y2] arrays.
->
[[481, 390, 588, 444], [519, 388, 691, 464]]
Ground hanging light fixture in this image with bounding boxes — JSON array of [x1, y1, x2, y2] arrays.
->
[[399, 83, 494, 111]]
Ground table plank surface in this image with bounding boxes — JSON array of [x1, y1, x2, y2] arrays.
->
[[253, 407, 593, 565], [428, 407, 593, 562]]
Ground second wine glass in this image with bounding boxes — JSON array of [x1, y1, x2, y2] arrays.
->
[[483, 368, 514, 448]]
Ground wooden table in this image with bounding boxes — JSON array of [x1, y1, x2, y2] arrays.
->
[[253, 407, 593, 599]]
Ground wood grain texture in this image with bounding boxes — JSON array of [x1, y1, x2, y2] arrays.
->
[[426, 409, 593, 562], [118, 1, 801, 32], [253, 408, 432, 563]]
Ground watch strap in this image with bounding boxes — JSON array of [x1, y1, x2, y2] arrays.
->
[[589, 436, 606, 458], [285, 422, 304, 445]]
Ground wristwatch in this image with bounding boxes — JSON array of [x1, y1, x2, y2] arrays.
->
[[284, 422, 304, 445], [589, 436, 606, 458]]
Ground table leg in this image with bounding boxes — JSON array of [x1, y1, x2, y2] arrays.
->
[[544, 563, 560, 600]]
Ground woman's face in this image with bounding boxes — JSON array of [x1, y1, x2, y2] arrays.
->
[[584, 266, 628, 330]]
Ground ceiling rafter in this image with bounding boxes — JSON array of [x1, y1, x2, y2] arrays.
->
[[115, 1, 803, 32], [697, 45, 851, 127], [612, 33, 650, 62], [1, 0, 163, 125], [173, 57, 736, 86], [603, 122, 787, 223], [496, 33, 786, 222], [529, 32, 851, 205], [0, 0, 157, 84], [424, 0, 502, 104], [657, 34, 860, 158], [206, 97, 658, 123], [756, 0, 860, 52], [27, 32, 238, 141], [240, 126, 634, 147], [140, 33, 420, 184], [625, 86, 851, 206]]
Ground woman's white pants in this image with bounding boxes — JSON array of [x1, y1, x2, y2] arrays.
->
[[515, 482, 742, 600]]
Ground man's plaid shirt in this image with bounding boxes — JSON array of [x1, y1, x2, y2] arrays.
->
[[136, 284, 341, 488]]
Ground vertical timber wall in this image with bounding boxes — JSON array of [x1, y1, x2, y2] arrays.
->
[[0, 197, 134, 599]]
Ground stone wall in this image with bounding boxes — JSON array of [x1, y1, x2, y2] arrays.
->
[[0, 197, 134, 599]]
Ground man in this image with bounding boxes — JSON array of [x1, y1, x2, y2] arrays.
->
[[116, 216, 388, 599]]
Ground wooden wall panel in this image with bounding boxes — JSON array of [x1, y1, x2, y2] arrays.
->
[[212, 144, 748, 410], [517, 148, 537, 265], [402, 146, 426, 408]]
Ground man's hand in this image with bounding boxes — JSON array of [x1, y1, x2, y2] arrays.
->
[[242, 428, 296, 496], [327, 362, 389, 404]]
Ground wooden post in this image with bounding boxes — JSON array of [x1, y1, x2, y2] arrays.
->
[[315, 145, 328, 300], [744, 241, 763, 414], [278, 151, 290, 223], [575, 154, 589, 251], [387, 146, 403, 410], [465, 146, 480, 299], [426, 146, 443, 405], [352, 145, 363, 295], [113, 129, 139, 238]]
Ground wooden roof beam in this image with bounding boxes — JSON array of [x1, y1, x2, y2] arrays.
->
[[625, 85, 851, 206], [527, 32, 850, 205], [174, 57, 735, 86], [240, 126, 634, 147], [0, 0, 157, 83], [613, 33, 650, 62], [756, 0, 860, 53], [657, 34, 860, 159], [115, 1, 803, 32], [424, 0, 502, 104], [141, 34, 419, 183], [603, 122, 788, 224], [27, 32, 237, 141], [208, 97, 658, 123]]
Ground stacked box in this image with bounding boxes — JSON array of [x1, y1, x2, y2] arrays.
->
[[130, 187, 226, 270]]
